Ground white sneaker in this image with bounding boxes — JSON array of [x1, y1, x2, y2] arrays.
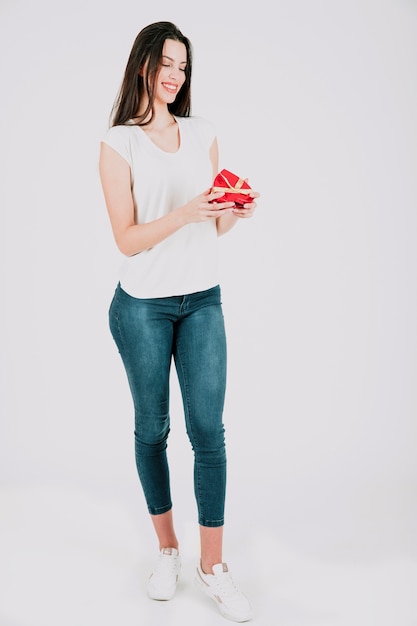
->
[[147, 547, 181, 600], [195, 562, 252, 622]]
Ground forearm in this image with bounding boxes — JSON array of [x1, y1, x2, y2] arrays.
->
[[216, 212, 239, 236], [115, 209, 186, 256]]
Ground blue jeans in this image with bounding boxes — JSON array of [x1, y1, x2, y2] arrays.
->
[[109, 283, 227, 527]]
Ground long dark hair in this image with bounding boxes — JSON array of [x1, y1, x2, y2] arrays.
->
[[110, 21, 192, 127]]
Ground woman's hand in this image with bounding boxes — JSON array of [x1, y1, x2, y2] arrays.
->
[[231, 190, 260, 218], [177, 189, 235, 224]]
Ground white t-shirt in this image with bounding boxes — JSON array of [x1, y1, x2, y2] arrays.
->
[[101, 115, 219, 298]]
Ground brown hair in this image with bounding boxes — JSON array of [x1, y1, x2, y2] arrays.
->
[[110, 21, 192, 127]]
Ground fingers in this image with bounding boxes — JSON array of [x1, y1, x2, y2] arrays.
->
[[204, 196, 235, 211], [206, 204, 235, 215], [237, 198, 257, 209], [232, 201, 256, 217], [207, 190, 228, 203], [199, 201, 235, 220], [232, 208, 254, 218], [200, 189, 259, 219]]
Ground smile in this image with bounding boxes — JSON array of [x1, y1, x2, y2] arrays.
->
[[162, 82, 178, 93]]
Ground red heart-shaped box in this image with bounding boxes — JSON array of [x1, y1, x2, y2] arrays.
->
[[210, 169, 254, 207]]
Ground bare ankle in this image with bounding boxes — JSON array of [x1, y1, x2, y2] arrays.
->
[[200, 560, 215, 575], [160, 544, 179, 553]]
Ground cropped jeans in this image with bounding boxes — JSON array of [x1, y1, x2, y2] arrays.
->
[[109, 283, 227, 527]]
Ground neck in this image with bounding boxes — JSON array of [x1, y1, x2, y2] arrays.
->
[[149, 113, 176, 131], [136, 102, 175, 130]]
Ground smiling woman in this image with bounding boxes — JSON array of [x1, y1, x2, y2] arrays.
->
[[138, 41, 188, 153], [98, 20, 259, 623], [137, 46, 185, 152], [158, 47, 188, 93]]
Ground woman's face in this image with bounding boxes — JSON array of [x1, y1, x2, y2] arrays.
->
[[154, 38, 187, 105]]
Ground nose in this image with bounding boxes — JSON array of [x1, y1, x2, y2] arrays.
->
[[169, 66, 180, 80]]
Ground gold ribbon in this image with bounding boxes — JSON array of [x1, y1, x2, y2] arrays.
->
[[211, 186, 253, 194], [211, 171, 252, 194]]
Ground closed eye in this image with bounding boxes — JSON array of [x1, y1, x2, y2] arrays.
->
[[161, 55, 187, 72]]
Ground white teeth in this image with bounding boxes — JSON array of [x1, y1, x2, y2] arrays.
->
[[163, 83, 176, 92]]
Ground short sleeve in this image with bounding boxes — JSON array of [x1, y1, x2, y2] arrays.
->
[[101, 125, 132, 166]]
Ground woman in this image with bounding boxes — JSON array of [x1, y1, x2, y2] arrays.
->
[[99, 21, 258, 623]]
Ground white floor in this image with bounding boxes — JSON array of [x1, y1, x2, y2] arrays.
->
[[1, 482, 416, 626]]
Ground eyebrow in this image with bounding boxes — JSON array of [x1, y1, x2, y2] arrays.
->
[[162, 55, 187, 65]]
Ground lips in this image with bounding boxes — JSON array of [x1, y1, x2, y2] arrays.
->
[[162, 82, 178, 94]]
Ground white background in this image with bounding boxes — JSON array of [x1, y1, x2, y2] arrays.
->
[[1, 1, 417, 624]]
